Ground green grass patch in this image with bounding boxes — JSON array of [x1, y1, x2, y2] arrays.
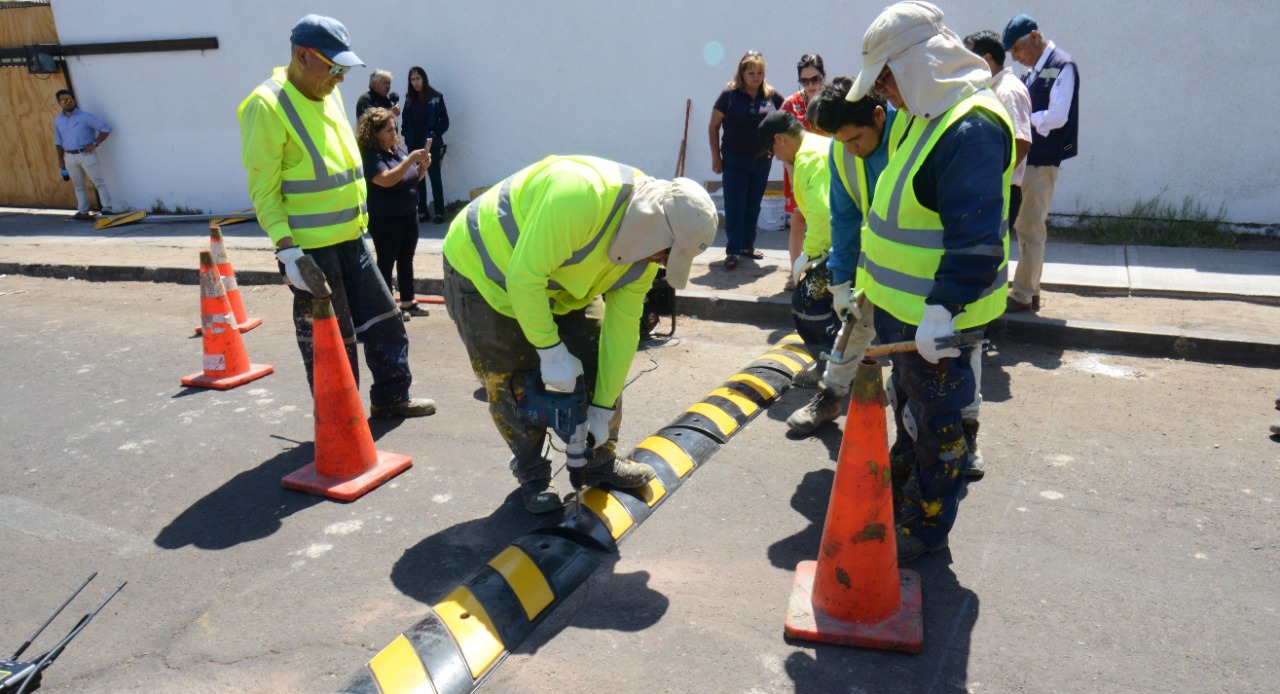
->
[[1054, 196, 1235, 249]]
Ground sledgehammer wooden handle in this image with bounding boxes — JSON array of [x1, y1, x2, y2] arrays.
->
[[864, 333, 986, 358]]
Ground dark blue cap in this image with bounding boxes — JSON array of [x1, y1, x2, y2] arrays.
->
[[1002, 14, 1038, 51], [290, 14, 364, 67]]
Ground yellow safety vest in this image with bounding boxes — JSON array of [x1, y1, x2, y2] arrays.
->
[[831, 109, 907, 216], [238, 67, 367, 249], [861, 90, 1013, 328], [791, 132, 833, 258], [442, 155, 658, 408]]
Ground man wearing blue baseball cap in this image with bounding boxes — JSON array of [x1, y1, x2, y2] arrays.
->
[[1002, 14, 1080, 313], [238, 15, 437, 420]]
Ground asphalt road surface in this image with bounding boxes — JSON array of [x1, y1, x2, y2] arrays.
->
[[1, 275, 1276, 693]]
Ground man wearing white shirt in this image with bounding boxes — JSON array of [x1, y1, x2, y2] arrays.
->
[[1002, 14, 1079, 312]]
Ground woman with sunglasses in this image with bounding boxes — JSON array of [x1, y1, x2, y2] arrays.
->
[[708, 51, 784, 270], [356, 107, 431, 320], [780, 54, 827, 289]]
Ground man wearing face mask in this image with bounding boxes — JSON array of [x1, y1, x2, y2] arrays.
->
[[847, 1, 1013, 562], [238, 15, 435, 420], [441, 156, 717, 514]]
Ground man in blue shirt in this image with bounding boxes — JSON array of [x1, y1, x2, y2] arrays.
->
[[53, 89, 119, 220], [782, 79, 896, 436]]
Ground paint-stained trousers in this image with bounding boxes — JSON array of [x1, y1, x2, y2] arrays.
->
[[790, 257, 840, 364], [442, 258, 622, 485], [875, 307, 982, 548], [282, 237, 413, 408]]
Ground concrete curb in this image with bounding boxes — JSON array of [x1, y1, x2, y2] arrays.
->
[[2, 261, 1275, 368]]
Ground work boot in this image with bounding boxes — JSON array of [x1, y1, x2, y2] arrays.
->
[[962, 419, 985, 480], [584, 456, 656, 488], [896, 528, 948, 563], [519, 478, 562, 514], [786, 388, 843, 436], [370, 396, 437, 419], [792, 364, 823, 389]]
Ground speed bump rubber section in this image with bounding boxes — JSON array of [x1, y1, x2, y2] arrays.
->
[[747, 338, 814, 379]]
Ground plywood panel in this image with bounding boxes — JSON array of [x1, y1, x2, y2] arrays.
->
[[0, 3, 76, 208]]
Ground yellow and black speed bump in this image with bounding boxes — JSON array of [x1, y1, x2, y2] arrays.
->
[[341, 334, 822, 694], [746, 333, 814, 379], [558, 483, 655, 551], [341, 533, 601, 694]]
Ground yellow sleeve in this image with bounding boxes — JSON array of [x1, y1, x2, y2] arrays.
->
[[796, 151, 832, 257], [238, 95, 292, 246], [505, 168, 608, 349], [593, 264, 657, 408]]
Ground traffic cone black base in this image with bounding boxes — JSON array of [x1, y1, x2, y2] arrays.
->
[[785, 562, 923, 653]]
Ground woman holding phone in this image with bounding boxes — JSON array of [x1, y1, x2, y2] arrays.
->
[[357, 107, 431, 319], [402, 66, 450, 223]]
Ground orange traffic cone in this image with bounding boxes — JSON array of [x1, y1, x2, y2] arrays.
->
[[281, 296, 412, 502], [194, 225, 261, 335], [182, 251, 274, 390], [783, 359, 923, 653]]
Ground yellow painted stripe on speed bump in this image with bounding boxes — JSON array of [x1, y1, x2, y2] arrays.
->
[[368, 634, 435, 694], [729, 372, 777, 400], [635, 436, 695, 477], [433, 587, 505, 680], [761, 349, 806, 372], [487, 546, 554, 621], [774, 343, 814, 362], [636, 476, 668, 507], [708, 386, 759, 416], [687, 402, 739, 436], [581, 487, 635, 538], [779, 333, 804, 345]]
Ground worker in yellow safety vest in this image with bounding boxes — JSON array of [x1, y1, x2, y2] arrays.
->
[[238, 15, 435, 419], [846, 1, 1014, 563], [441, 156, 717, 514]]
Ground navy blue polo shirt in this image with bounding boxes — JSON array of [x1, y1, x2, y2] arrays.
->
[[714, 88, 784, 157]]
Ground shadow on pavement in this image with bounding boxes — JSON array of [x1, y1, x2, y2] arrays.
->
[[389, 489, 563, 605], [154, 442, 323, 550]]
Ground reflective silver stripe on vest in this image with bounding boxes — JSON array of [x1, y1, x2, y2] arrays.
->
[[287, 203, 366, 231], [606, 261, 649, 292], [866, 116, 947, 249], [859, 255, 1008, 300], [565, 163, 636, 264], [263, 79, 364, 195], [473, 162, 638, 288], [467, 199, 508, 287]]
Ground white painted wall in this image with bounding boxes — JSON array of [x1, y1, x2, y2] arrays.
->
[[45, 0, 1278, 224]]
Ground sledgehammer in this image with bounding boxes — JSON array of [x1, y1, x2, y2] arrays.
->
[[822, 315, 985, 365]]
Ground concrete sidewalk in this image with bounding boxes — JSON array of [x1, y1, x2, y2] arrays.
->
[[2, 207, 1277, 365]]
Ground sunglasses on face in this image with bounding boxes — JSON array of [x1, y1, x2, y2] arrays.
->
[[58, 97, 74, 104], [307, 47, 351, 76], [798, 75, 824, 87]]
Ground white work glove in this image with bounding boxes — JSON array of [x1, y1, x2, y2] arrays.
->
[[822, 302, 876, 397], [535, 342, 583, 393], [831, 282, 862, 323], [275, 246, 328, 296], [790, 253, 810, 285], [585, 405, 614, 449], [916, 304, 961, 364]]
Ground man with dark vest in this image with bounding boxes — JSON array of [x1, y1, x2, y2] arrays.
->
[[847, 1, 1013, 562], [1003, 13, 1080, 312], [239, 15, 436, 420]]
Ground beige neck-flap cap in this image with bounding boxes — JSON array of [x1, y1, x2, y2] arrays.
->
[[609, 177, 717, 290], [848, 1, 990, 119]]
